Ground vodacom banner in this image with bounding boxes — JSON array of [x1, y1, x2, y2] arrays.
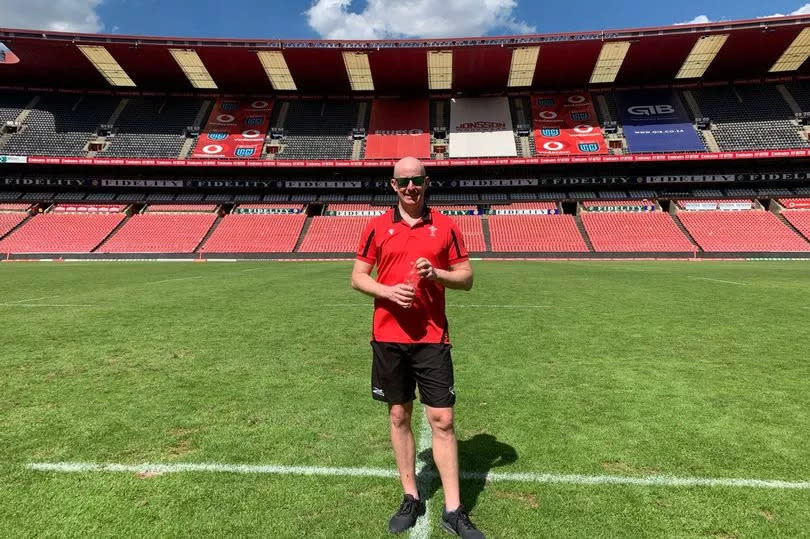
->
[[532, 93, 607, 155], [365, 99, 430, 159], [192, 99, 273, 159]]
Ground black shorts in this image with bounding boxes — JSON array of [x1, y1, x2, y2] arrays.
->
[[371, 341, 455, 408]]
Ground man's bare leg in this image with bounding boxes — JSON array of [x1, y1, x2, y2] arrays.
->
[[425, 405, 460, 510], [389, 402, 419, 498]]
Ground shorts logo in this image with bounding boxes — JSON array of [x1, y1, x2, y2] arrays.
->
[[208, 132, 228, 141], [541, 128, 560, 137], [571, 112, 590, 122], [234, 147, 255, 157], [578, 142, 600, 152], [221, 101, 239, 112], [372, 387, 385, 397], [448, 386, 455, 396]]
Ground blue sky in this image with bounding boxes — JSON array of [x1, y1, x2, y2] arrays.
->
[[1, 0, 810, 41]]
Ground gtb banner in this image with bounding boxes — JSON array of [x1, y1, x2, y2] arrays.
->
[[192, 99, 273, 159], [616, 91, 705, 153], [531, 93, 607, 155], [365, 99, 430, 159]]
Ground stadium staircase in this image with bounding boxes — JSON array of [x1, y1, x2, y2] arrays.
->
[[181, 100, 214, 158], [293, 215, 314, 252], [670, 213, 702, 251], [0, 212, 33, 241], [194, 214, 224, 252], [92, 213, 133, 252], [776, 211, 810, 243], [573, 214, 595, 252], [480, 213, 493, 251], [0, 95, 39, 151]]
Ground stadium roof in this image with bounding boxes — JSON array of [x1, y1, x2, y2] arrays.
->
[[2, 15, 810, 94]]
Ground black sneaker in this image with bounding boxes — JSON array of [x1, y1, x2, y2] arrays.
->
[[440, 505, 485, 539], [388, 494, 425, 534]]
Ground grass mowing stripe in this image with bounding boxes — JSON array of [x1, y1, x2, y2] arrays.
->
[[687, 276, 748, 285], [7, 295, 58, 303], [412, 407, 433, 539], [146, 276, 203, 284], [26, 462, 810, 490]]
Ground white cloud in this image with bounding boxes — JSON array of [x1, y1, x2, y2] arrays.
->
[[759, 3, 810, 18], [674, 15, 711, 25], [0, 0, 104, 33], [677, 3, 810, 25], [306, 0, 536, 39]]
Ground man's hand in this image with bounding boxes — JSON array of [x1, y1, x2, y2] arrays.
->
[[385, 283, 416, 308], [415, 257, 437, 281]]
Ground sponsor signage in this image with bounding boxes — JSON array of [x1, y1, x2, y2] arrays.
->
[[365, 99, 430, 159], [0, 155, 27, 164], [531, 93, 607, 156], [325, 210, 385, 216], [616, 90, 706, 153], [487, 208, 559, 215], [684, 202, 753, 211], [234, 208, 302, 214], [191, 99, 272, 159], [585, 204, 655, 212], [782, 199, 810, 209], [449, 97, 517, 158]]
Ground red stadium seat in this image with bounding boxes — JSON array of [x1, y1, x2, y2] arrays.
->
[[488, 215, 588, 252], [200, 214, 306, 253], [582, 212, 696, 252], [99, 213, 216, 253], [0, 213, 124, 253], [678, 211, 810, 252]]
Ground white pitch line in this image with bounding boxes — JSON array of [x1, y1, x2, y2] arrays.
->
[[0, 303, 95, 308], [688, 276, 747, 286], [412, 407, 433, 539], [147, 276, 204, 285], [7, 295, 58, 303], [26, 462, 810, 490]]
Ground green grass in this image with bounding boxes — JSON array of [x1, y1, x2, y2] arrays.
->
[[1, 260, 809, 538]]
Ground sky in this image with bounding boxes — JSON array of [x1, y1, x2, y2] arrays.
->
[[0, 0, 810, 43]]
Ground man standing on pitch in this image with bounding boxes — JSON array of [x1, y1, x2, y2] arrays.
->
[[351, 157, 483, 538]]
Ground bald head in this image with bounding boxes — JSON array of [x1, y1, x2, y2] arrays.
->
[[393, 156, 426, 178]]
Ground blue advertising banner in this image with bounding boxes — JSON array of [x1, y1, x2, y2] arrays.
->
[[615, 91, 706, 153]]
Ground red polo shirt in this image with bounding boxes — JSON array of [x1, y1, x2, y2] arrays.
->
[[356, 205, 469, 344]]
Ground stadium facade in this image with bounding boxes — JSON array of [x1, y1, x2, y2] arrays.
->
[[2, 16, 810, 259]]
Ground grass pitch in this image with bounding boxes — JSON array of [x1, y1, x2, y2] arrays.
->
[[1, 260, 809, 538]]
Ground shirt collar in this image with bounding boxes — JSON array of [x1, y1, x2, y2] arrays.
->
[[393, 204, 431, 224]]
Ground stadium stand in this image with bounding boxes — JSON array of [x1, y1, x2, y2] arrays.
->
[[449, 215, 486, 252], [98, 213, 216, 253], [677, 210, 810, 252], [690, 85, 810, 151], [782, 210, 810, 241], [200, 214, 306, 253], [779, 198, 810, 209], [325, 203, 383, 213], [0, 212, 27, 239], [488, 215, 588, 252], [0, 203, 31, 211], [236, 203, 306, 211], [2, 94, 120, 156], [275, 101, 366, 160], [102, 97, 204, 158], [582, 212, 696, 252], [297, 216, 372, 252], [0, 213, 125, 253], [490, 202, 558, 211], [51, 203, 126, 213], [0, 91, 31, 124]]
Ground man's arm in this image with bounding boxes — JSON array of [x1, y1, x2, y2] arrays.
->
[[351, 259, 416, 308], [416, 258, 473, 291]]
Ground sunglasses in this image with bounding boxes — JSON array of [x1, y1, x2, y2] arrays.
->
[[394, 175, 426, 188]]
